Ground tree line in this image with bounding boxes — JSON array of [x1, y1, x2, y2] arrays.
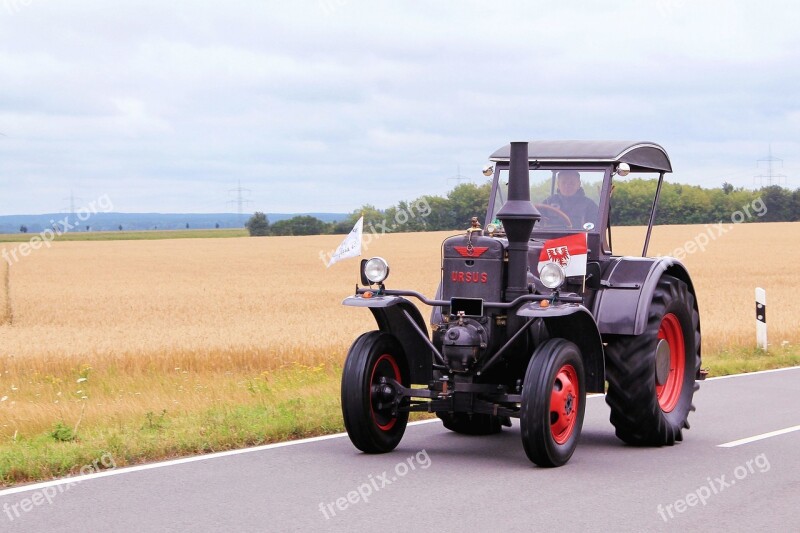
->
[[610, 181, 799, 225], [246, 180, 800, 236]]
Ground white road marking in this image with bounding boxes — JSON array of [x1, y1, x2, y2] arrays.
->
[[704, 365, 799, 381], [0, 418, 440, 497], [1, 367, 798, 497], [718, 424, 800, 448]]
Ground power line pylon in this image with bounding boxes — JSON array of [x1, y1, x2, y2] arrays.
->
[[228, 180, 253, 222], [754, 144, 787, 187]]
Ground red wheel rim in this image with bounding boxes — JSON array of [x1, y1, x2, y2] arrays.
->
[[550, 364, 579, 445], [369, 354, 401, 431], [656, 313, 685, 412]]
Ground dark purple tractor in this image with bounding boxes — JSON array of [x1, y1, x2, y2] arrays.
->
[[341, 141, 703, 467]]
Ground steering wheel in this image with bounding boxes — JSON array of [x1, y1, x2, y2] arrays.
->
[[534, 203, 572, 229]]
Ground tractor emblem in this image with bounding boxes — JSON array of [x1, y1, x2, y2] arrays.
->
[[454, 246, 489, 258], [546, 245, 571, 267]]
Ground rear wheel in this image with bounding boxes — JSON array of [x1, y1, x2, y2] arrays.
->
[[341, 332, 409, 453], [520, 339, 586, 467], [604, 275, 701, 446]]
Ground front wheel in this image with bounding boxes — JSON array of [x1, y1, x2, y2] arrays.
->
[[341, 331, 409, 453], [520, 339, 586, 467]]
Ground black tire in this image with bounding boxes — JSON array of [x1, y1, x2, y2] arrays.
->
[[341, 331, 409, 453], [436, 412, 505, 435], [520, 339, 586, 467], [604, 275, 701, 446]]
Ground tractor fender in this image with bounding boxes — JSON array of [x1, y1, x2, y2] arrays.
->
[[593, 256, 697, 336], [343, 295, 433, 384], [518, 303, 605, 393], [343, 295, 407, 308]]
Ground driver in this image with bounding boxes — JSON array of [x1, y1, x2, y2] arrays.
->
[[543, 170, 598, 228]]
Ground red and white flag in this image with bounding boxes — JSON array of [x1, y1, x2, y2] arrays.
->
[[537, 233, 588, 278]]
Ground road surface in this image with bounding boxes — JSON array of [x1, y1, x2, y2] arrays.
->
[[1, 367, 798, 532]]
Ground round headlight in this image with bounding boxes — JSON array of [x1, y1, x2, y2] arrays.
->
[[364, 257, 390, 284], [539, 262, 566, 290]]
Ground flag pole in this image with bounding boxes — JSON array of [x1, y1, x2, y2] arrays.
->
[[355, 211, 364, 287]]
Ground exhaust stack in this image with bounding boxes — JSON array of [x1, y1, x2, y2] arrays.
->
[[496, 141, 541, 303]]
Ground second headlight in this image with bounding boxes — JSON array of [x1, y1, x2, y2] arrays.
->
[[539, 262, 566, 290]]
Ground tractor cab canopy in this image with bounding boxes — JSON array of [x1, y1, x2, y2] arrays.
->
[[486, 141, 672, 258], [488, 141, 672, 173]]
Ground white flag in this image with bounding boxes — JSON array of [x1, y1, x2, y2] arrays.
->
[[327, 216, 363, 268]]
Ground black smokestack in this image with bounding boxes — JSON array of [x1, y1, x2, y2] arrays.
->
[[496, 141, 540, 303]]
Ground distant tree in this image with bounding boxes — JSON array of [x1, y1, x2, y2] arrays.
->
[[186, 223, 190, 229], [215, 223, 220, 229], [19, 225, 27, 233], [447, 182, 492, 228], [722, 182, 734, 195], [85, 225, 90, 231], [390, 200, 429, 232], [271, 215, 325, 236], [413, 195, 456, 230], [245, 212, 270, 236], [118, 225, 123, 231], [331, 214, 360, 234], [792, 188, 800, 222], [331, 205, 386, 234], [758, 186, 793, 222]]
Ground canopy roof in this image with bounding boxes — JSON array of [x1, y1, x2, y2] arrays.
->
[[489, 140, 672, 172]]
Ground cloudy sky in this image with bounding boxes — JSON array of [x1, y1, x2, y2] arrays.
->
[[1, 0, 798, 215]]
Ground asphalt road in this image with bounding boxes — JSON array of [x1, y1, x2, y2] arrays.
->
[[2, 367, 798, 532]]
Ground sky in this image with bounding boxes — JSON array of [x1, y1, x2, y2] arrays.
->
[[1, 0, 799, 215]]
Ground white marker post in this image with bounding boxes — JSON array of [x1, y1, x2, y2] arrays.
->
[[755, 287, 767, 351]]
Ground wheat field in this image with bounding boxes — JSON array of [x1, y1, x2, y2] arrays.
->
[[0, 223, 798, 442]]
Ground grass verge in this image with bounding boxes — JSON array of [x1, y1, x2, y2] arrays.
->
[[1, 345, 798, 487]]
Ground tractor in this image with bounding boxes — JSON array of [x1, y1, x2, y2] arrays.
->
[[340, 141, 702, 467]]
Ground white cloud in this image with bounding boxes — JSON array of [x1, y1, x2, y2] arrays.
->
[[0, 0, 798, 214]]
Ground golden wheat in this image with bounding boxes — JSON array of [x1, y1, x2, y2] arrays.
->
[[644, 222, 798, 351], [0, 256, 9, 326], [0, 223, 798, 439]]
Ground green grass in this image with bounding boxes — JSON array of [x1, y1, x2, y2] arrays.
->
[[0, 402, 345, 485], [701, 344, 800, 377], [1, 346, 797, 487], [0, 365, 346, 485], [0, 228, 248, 243]]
